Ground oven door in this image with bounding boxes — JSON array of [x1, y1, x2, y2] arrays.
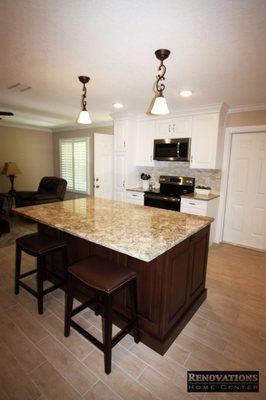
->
[[144, 193, 181, 211]]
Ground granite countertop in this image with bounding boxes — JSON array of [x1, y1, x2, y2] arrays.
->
[[126, 187, 145, 193], [13, 198, 213, 262], [181, 193, 220, 201]]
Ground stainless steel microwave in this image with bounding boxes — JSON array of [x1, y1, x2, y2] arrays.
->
[[153, 138, 190, 161]]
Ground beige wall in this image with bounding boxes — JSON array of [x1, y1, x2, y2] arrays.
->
[[53, 125, 113, 195], [0, 125, 54, 192], [226, 110, 266, 127]]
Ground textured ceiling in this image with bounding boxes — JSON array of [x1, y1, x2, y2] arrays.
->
[[0, 0, 266, 129]]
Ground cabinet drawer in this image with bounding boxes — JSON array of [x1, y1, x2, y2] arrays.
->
[[181, 198, 207, 211], [126, 191, 144, 205], [180, 206, 206, 216]]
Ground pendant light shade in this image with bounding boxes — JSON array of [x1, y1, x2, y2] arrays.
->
[[149, 49, 170, 116], [151, 94, 169, 115], [77, 110, 92, 124], [77, 76, 92, 125]]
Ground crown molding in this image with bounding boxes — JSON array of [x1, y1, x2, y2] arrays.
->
[[228, 104, 266, 113], [0, 121, 52, 132], [51, 120, 113, 132]]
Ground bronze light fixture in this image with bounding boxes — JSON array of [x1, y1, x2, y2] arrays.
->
[[77, 76, 92, 124], [150, 49, 171, 115]]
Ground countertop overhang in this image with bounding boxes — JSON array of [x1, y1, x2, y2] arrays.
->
[[13, 198, 213, 262]]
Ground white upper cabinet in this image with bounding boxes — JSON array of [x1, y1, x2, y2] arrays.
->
[[114, 120, 127, 152], [155, 116, 192, 139], [136, 120, 155, 166], [190, 113, 223, 169]]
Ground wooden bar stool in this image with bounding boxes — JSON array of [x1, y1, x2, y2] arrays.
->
[[64, 255, 139, 374], [15, 232, 67, 314]]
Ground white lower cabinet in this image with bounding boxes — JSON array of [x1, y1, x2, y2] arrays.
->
[[181, 197, 219, 245], [126, 191, 144, 205]]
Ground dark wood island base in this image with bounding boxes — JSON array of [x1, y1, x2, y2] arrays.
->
[[39, 223, 210, 355]]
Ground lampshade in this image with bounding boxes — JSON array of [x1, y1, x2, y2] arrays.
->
[[77, 110, 92, 124], [151, 95, 169, 115], [1, 162, 22, 176]]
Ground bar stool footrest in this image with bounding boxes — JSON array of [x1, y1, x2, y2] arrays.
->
[[70, 320, 104, 351], [70, 297, 98, 317], [19, 281, 38, 298], [19, 269, 37, 279], [111, 321, 136, 347]]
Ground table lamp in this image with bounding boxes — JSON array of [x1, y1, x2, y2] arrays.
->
[[1, 162, 22, 195]]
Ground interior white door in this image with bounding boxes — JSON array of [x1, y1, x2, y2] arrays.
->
[[223, 132, 266, 250], [94, 133, 113, 199]]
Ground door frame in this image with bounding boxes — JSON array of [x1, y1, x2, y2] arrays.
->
[[217, 124, 266, 243]]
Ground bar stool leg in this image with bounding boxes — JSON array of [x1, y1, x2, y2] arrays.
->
[[103, 294, 112, 374], [130, 277, 140, 343], [64, 277, 74, 337], [37, 256, 44, 314], [14, 244, 21, 295]]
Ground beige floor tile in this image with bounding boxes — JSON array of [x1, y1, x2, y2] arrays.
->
[[83, 380, 122, 400], [16, 290, 53, 321], [181, 320, 227, 352], [0, 316, 45, 372], [36, 335, 97, 395], [165, 342, 189, 364], [0, 340, 40, 400], [83, 349, 156, 400], [30, 361, 81, 400], [112, 344, 146, 379], [6, 303, 49, 343], [41, 313, 94, 361], [138, 366, 191, 400]]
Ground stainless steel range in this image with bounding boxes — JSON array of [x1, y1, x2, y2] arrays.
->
[[144, 175, 195, 211]]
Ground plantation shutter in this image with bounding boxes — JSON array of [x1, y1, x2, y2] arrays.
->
[[60, 138, 88, 193]]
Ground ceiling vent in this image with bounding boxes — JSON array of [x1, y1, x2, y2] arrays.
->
[[8, 83, 31, 92]]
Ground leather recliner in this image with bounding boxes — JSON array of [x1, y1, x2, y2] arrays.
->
[[15, 176, 67, 208]]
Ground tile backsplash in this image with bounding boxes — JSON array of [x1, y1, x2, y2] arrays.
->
[[137, 162, 221, 193]]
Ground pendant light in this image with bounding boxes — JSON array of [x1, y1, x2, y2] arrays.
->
[[77, 76, 92, 124], [150, 49, 170, 115]]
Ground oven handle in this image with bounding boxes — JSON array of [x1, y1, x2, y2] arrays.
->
[[144, 194, 180, 202]]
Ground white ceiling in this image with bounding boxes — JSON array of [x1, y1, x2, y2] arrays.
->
[[0, 0, 266, 129]]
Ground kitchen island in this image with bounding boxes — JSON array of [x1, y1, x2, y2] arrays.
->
[[13, 197, 213, 354]]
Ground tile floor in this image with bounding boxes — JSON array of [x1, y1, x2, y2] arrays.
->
[[0, 235, 265, 399]]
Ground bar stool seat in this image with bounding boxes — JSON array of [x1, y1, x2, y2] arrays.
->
[[65, 255, 139, 374], [68, 256, 136, 293], [15, 232, 68, 314], [17, 233, 67, 256]]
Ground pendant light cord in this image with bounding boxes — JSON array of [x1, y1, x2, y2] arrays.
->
[[82, 83, 87, 110]]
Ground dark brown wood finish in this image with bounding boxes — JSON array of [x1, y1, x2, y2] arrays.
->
[[39, 223, 210, 354]]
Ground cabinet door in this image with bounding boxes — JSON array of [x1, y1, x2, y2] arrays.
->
[[113, 152, 126, 201], [171, 117, 192, 138], [190, 114, 219, 169], [114, 120, 127, 152], [136, 120, 155, 166], [155, 119, 172, 139]]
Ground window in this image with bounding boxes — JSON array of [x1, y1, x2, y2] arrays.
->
[[59, 138, 88, 193]]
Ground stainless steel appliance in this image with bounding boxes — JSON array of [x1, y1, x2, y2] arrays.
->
[[153, 138, 190, 161], [144, 175, 195, 211]]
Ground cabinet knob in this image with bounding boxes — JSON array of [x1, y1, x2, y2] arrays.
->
[[96, 178, 99, 182], [96, 185, 100, 188], [168, 125, 171, 133]]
